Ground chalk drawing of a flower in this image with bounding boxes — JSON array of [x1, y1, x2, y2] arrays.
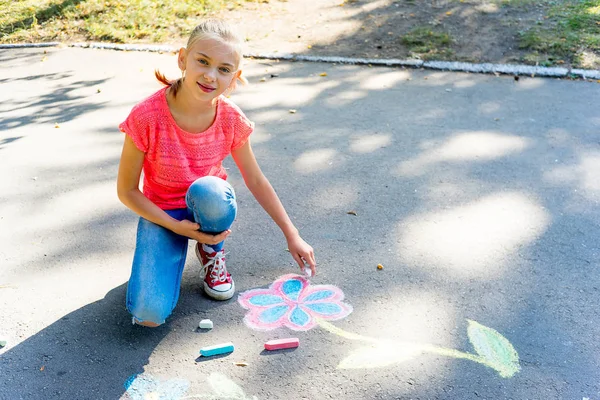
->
[[238, 274, 353, 331]]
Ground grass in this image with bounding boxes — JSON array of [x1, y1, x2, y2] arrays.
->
[[401, 26, 454, 60], [517, 0, 600, 67], [494, 0, 545, 6], [0, 0, 243, 44]]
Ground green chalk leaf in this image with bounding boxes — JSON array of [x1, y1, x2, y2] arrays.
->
[[338, 341, 421, 369], [467, 320, 521, 378]]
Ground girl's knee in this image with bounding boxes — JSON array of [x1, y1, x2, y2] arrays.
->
[[187, 177, 235, 202], [186, 177, 237, 231], [128, 302, 171, 327], [133, 317, 162, 328]]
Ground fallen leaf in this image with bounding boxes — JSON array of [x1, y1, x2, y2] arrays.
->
[[288, 109, 297, 114], [446, 11, 452, 15], [40, 366, 45, 371], [377, 264, 384, 270], [319, 72, 328, 77], [41, 56, 47, 62], [347, 210, 357, 216], [96, 88, 102, 93], [54, 123, 60, 128], [409, 13, 415, 17], [307, 45, 312, 49], [259, 77, 267, 82], [234, 362, 248, 367]]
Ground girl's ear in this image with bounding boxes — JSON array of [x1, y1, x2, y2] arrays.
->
[[226, 69, 244, 94], [177, 47, 187, 71], [235, 69, 248, 86]]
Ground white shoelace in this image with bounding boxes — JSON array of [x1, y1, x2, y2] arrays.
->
[[200, 244, 228, 283]]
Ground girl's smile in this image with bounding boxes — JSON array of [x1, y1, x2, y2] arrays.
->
[[198, 83, 216, 93]]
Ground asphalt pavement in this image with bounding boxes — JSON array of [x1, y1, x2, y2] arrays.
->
[[1, 47, 599, 400]]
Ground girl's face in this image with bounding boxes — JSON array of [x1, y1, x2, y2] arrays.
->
[[178, 37, 241, 103]]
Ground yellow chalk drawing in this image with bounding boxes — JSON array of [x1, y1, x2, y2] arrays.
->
[[317, 318, 520, 378], [181, 373, 259, 400]]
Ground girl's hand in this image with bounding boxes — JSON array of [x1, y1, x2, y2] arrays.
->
[[287, 234, 316, 276], [173, 219, 231, 245]]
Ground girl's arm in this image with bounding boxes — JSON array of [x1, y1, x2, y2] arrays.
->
[[117, 135, 230, 245], [231, 140, 316, 275]]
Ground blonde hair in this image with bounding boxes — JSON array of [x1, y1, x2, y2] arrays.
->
[[155, 19, 247, 97]]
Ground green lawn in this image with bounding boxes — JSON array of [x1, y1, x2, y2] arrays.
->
[[0, 0, 241, 44], [1, 0, 599, 68], [517, 0, 600, 68]]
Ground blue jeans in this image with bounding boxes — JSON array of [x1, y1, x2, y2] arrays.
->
[[126, 176, 237, 325]]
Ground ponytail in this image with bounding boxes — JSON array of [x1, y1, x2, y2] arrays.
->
[[154, 69, 183, 97]]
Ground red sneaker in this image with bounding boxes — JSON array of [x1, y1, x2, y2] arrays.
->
[[196, 243, 235, 300]]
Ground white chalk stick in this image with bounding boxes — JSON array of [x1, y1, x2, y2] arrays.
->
[[199, 319, 213, 329]]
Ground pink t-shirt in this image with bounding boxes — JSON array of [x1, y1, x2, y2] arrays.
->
[[119, 87, 254, 210]]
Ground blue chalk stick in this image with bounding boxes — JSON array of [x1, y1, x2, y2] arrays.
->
[[200, 342, 234, 357]]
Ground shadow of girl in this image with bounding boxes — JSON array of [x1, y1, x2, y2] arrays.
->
[[0, 283, 172, 399]]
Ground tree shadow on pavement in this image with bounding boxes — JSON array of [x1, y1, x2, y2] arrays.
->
[[0, 78, 109, 131], [222, 60, 600, 398], [0, 282, 235, 400], [0, 284, 153, 399]]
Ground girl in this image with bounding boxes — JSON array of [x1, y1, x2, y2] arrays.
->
[[117, 19, 316, 328]]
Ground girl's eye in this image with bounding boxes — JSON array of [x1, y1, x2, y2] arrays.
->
[[219, 67, 231, 74], [198, 59, 208, 65]]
